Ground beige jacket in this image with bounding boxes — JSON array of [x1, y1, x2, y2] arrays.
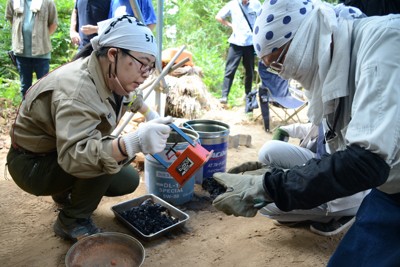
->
[[11, 53, 125, 178], [6, 0, 58, 55]]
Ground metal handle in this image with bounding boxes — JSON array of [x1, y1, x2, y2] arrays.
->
[[168, 123, 195, 147], [151, 154, 169, 168]]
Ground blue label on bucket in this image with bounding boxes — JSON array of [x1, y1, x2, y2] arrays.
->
[[201, 141, 228, 178]]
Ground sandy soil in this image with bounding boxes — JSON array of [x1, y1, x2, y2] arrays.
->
[[0, 104, 344, 267]]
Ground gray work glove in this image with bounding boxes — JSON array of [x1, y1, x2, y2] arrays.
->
[[228, 161, 266, 174], [123, 89, 144, 113], [212, 172, 273, 217]]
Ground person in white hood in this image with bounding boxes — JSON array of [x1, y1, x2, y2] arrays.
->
[[212, 0, 400, 265]]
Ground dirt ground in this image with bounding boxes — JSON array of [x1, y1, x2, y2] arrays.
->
[[0, 104, 345, 267]]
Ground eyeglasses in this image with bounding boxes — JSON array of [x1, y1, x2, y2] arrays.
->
[[121, 50, 156, 75], [267, 42, 290, 75]]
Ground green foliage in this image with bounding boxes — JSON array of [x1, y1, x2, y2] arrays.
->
[[0, 77, 21, 105], [161, 0, 240, 103], [160, 0, 264, 107], [0, 0, 20, 102], [50, 0, 78, 67], [0, 0, 16, 79]]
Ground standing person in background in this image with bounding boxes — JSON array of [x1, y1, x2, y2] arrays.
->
[[71, 0, 156, 50], [6, 0, 58, 98], [70, 0, 111, 50], [109, 0, 157, 30], [215, 0, 261, 106]]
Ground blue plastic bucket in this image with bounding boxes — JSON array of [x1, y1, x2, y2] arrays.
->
[[183, 120, 230, 184], [144, 128, 199, 205]]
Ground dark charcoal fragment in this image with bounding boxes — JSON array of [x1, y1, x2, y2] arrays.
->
[[202, 178, 227, 200], [120, 199, 179, 235]]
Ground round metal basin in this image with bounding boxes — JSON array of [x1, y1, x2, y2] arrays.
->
[[65, 232, 145, 267]]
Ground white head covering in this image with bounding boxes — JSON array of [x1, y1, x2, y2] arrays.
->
[[91, 15, 158, 58], [253, 0, 364, 124], [253, 0, 314, 57]]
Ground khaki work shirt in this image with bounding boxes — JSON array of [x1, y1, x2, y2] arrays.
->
[[11, 53, 125, 178]]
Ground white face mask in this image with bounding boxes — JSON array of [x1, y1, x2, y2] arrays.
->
[[278, 39, 315, 91]]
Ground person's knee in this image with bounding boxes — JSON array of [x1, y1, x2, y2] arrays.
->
[[258, 140, 284, 165], [124, 175, 140, 193], [106, 168, 140, 196]]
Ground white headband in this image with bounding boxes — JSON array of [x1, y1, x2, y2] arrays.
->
[[91, 15, 158, 58]]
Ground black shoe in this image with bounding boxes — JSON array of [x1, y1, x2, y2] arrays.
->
[[273, 220, 303, 227], [309, 216, 355, 236], [53, 216, 101, 242], [52, 190, 71, 207], [273, 220, 311, 227], [219, 97, 227, 104]]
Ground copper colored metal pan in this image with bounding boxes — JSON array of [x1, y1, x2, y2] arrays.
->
[[65, 232, 145, 267]]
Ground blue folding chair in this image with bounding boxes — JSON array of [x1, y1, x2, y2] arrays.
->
[[257, 61, 307, 131]]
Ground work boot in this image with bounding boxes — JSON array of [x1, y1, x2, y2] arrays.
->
[[51, 190, 72, 207], [53, 216, 101, 242]]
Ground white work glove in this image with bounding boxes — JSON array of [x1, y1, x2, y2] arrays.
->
[[121, 116, 173, 157], [123, 90, 144, 113], [212, 172, 273, 217]]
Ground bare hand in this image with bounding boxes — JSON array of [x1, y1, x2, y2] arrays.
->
[[80, 25, 98, 35], [70, 31, 80, 46]]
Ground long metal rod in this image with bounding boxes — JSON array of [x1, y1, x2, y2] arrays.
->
[[138, 56, 189, 91], [144, 45, 186, 100], [129, 0, 144, 22], [155, 0, 166, 115], [170, 57, 190, 71]]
